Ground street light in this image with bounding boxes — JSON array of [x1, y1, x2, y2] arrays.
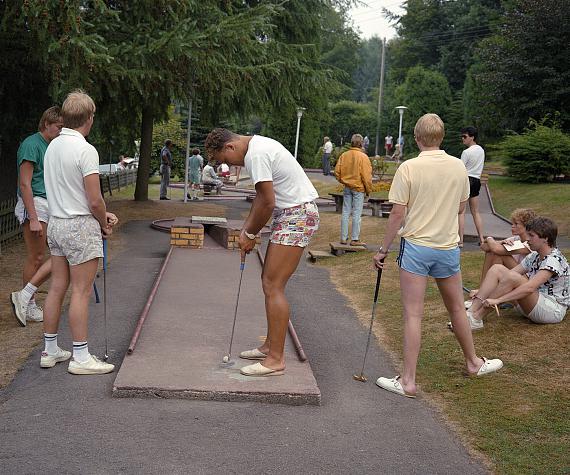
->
[[395, 106, 408, 160], [293, 107, 306, 160]]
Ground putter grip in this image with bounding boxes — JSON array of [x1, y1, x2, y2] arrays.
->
[[240, 262, 245, 271], [373, 261, 384, 302]]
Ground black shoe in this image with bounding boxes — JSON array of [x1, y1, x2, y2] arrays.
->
[[160, 197, 170, 200]]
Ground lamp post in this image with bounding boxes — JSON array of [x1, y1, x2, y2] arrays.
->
[[293, 107, 306, 160], [395, 106, 407, 160]]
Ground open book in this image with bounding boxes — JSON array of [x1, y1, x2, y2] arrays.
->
[[503, 240, 528, 252]]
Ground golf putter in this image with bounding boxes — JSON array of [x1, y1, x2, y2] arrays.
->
[[353, 263, 384, 382], [220, 254, 246, 367], [102, 239, 109, 361]]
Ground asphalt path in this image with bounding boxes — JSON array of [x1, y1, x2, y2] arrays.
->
[[0, 212, 487, 474]]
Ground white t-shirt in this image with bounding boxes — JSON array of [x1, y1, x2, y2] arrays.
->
[[521, 248, 570, 307], [460, 144, 485, 178], [44, 128, 100, 218], [385, 135, 393, 145], [323, 140, 333, 154], [244, 135, 318, 210]]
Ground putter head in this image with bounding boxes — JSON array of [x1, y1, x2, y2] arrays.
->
[[219, 355, 235, 367], [353, 373, 367, 382], [104, 353, 109, 362]]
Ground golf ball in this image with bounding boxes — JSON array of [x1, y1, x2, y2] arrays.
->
[[222, 356, 229, 363]]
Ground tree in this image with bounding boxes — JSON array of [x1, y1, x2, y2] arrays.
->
[[352, 37, 382, 103], [475, 0, 570, 132], [394, 66, 452, 153]]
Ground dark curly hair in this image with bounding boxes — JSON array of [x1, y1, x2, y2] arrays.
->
[[204, 128, 239, 159]]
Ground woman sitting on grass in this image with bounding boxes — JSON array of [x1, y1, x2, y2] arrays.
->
[[466, 208, 536, 308]]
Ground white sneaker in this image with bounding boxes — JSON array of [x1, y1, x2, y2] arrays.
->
[[466, 309, 484, 330], [68, 354, 115, 375], [476, 357, 503, 376], [464, 299, 473, 309], [27, 303, 44, 322], [40, 347, 72, 368], [10, 291, 27, 327]]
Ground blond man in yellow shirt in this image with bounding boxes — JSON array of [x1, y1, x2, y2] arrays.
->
[[334, 134, 372, 246], [372, 113, 503, 399]]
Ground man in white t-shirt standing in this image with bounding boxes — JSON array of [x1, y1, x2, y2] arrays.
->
[[205, 128, 319, 377], [322, 136, 333, 176], [459, 126, 485, 246], [43, 90, 118, 375]]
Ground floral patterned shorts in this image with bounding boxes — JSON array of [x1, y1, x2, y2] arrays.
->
[[270, 201, 319, 248], [47, 215, 103, 266]]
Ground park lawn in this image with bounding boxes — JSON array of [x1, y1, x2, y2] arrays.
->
[[308, 211, 569, 475], [488, 176, 570, 238]]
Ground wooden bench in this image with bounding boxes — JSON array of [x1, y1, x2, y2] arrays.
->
[[367, 197, 388, 217], [307, 250, 335, 262], [202, 183, 222, 195], [367, 198, 393, 218], [329, 241, 367, 256], [329, 192, 344, 213]]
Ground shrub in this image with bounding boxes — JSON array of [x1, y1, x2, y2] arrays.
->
[[497, 119, 570, 183]]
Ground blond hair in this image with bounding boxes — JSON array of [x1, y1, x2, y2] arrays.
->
[[62, 89, 96, 129], [414, 113, 445, 147], [510, 208, 536, 226], [38, 106, 62, 132], [351, 134, 363, 147]]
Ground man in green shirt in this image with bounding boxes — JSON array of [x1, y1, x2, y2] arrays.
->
[[11, 106, 63, 327]]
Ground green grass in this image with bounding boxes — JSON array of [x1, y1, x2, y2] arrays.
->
[[309, 212, 569, 475], [488, 176, 570, 238]]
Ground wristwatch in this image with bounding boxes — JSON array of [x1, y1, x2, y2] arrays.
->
[[244, 230, 256, 240]]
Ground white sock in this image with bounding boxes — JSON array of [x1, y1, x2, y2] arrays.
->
[[21, 283, 37, 306], [44, 333, 58, 354], [72, 341, 90, 363]]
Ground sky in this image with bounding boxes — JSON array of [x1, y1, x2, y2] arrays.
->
[[348, 0, 404, 40]]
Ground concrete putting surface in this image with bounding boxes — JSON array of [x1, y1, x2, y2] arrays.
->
[[113, 238, 320, 405]]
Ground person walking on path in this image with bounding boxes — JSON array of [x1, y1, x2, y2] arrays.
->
[[42, 90, 117, 375], [11, 106, 63, 327], [205, 128, 319, 377], [334, 134, 372, 246], [187, 148, 203, 200], [159, 139, 174, 200], [322, 136, 333, 176], [458, 126, 485, 246], [467, 217, 569, 327], [373, 113, 503, 399], [362, 135, 370, 154], [385, 134, 393, 157]]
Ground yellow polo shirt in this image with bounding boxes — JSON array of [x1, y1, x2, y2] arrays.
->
[[389, 150, 469, 249]]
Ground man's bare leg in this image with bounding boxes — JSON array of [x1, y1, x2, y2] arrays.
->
[[470, 264, 536, 319], [68, 258, 99, 342], [43, 256, 70, 334], [399, 269, 427, 395], [436, 272, 486, 374], [22, 221, 48, 285], [469, 196, 485, 244], [259, 243, 304, 371]]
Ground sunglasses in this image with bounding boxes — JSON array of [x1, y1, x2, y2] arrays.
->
[[461, 135, 469, 139]]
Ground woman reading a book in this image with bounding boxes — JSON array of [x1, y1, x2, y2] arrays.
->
[[466, 208, 536, 308]]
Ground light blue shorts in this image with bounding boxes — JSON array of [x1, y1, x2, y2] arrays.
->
[[396, 239, 460, 278]]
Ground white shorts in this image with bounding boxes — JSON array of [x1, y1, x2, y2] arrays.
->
[[516, 293, 567, 324], [47, 215, 103, 266], [14, 196, 49, 225]]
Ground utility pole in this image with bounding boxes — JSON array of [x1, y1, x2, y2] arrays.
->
[[374, 37, 386, 157], [183, 98, 192, 203]]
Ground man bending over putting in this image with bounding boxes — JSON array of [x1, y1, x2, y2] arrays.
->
[[205, 128, 319, 377], [467, 217, 568, 327], [42, 90, 118, 374], [373, 113, 503, 398]]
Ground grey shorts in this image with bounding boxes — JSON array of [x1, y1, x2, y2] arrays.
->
[[14, 195, 50, 225], [516, 293, 567, 324], [47, 215, 103, 266]]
